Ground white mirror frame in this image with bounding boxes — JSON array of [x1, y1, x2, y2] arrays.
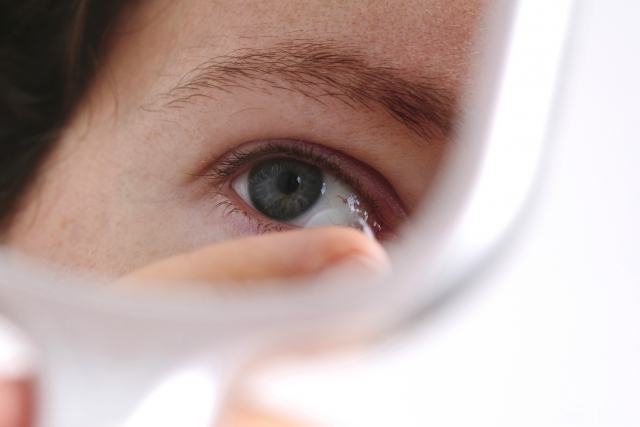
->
[[431, 0, 576, 295], [0, 1, 578, 426]]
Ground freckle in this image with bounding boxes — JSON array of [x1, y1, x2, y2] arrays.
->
[[59, 217, 71, 230]]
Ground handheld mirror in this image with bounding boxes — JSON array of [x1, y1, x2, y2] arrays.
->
[[0, 0, 574, 426]]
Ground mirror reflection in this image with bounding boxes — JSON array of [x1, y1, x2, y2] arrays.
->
[[0, 0, 496, 426], [2, 0, 488, 282]]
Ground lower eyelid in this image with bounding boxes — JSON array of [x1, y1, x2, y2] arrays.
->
[[216, 192, 297, 234], [219, 177, 303, 232]]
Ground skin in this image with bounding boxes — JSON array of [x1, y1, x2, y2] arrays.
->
[[0, 381, 32, 427], [5, 0, 485, 276], [0, 0, 486, 425]]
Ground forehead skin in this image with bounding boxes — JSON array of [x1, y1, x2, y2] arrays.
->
[[114, 0, 483, 104], [6, 0, 487, 275]]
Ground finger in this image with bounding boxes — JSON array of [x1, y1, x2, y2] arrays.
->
[[0, 379, 33, 427], [122, 227, 389, 284], [219, 400, 319, 427]]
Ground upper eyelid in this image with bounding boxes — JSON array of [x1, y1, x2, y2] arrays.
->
[[207, 141, 370, 200]]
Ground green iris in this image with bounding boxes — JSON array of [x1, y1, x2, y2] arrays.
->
[[248, 158, 324, 221]]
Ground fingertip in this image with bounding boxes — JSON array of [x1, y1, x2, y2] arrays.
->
[[333, 227, 389, 264], [119, 225, 391, 285], [290, 226, 391, 273]]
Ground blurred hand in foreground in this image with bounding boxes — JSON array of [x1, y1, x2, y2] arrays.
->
[[0, 227, 387, 427]]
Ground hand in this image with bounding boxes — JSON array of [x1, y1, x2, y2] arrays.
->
[[0, 227, 388, 427], [0, 382, 318, 427], [121, 226, 389, 285], [0, 380, 31, 427]]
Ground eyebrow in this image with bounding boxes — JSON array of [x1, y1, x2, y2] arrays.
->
[[161, 41, 457, 140]]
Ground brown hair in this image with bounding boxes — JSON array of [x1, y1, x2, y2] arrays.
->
[[0, 0, 127, 231]]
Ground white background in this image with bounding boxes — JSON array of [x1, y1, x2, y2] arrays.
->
[[249, 0, 640, 425], [0, 0, 638, 426]]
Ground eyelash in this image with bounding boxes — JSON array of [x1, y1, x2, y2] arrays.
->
[[203, 140, 386, 230]]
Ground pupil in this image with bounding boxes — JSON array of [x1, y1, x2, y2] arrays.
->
[[277, 172, 300, 195]]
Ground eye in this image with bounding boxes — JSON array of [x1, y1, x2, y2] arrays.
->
[[232, 157, 381, 236], [207, 140, 407, 240]]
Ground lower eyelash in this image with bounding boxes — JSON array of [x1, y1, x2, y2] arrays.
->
[[210, 193, 293, 234]]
